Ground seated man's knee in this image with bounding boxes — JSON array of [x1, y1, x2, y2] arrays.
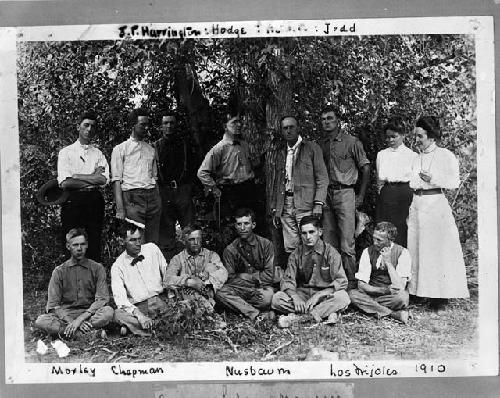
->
[[335, 289, 351, 308], [34, 313, 61, 335], [91, 306, 114, 327], [393, 290, 409, 308]]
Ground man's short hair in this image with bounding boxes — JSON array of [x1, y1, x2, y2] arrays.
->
[[181, 223, 203, 240], [128, 108, 149, 125], [374, 221, 398, 242], [79, 111, 97, 124], [299, 215, 322, 229], [234, 207, 256, 223], [320, 105, 339, 117], [66, 228, 88, 243], [162, 110, 177, 120], [280, 115, 298, 124], [117, 220, 144, 238]]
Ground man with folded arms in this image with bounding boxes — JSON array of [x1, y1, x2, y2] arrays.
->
[[34, 228, 113, 339], [111, 221, 169, 336], [272, 216, 350, 327], [165, 224, 227, 312], [348, 222, 410, 323]]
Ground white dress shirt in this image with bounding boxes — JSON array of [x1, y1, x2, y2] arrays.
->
[[57, 140, 110, 185], [111, 243, 168, 313], [376, 143, 417, 183]]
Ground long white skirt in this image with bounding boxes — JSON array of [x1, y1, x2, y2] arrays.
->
[[407, 194, 469, 298]]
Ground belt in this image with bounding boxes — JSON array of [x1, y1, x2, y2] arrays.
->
[[385, 181, 409, 186], [414, 188, 443, 196], [330, 182, 354, 190], [126, 187, 156, 193], [163, 180, 182, 189], [77, 186, 100, 192], [285, 191, 294, 197]]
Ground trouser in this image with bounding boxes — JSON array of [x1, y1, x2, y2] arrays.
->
[[376, 183, 413, 247], [322, 187, 357, 288], [280, 195, 312, 253], [123, 187, 162, 244], [61, 190, 104, 262], [348, 288, 409, 318], [34, 306, 114, 337], [271, 288, 350, 320], [215, 284, 274, 320], [113, 294, 168, 336], [158, 183, 194, 250]]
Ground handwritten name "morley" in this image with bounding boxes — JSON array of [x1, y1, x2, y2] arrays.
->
[[52, 365, 96, 378], [226, 365, 291, 377]]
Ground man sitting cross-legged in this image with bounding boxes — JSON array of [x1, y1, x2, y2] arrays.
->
[[111, 221, 169, 336], [271, 216, 350, 327], [348, 221, 411, 324], [34, 228, 113, 339], [216, 208, 278, 321], [164, 224, 228, 312]]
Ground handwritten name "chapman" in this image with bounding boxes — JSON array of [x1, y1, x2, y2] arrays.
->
[[111, 364, 164, 378], [226, 365, 291, 377]]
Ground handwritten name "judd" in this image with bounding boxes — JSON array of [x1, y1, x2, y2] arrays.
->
[[52, 365, 96, 378], [111, 365, 164, 378], [226, 365, 291, 377]]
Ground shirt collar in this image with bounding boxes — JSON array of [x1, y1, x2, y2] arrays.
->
[[238, 234, 257, 247], [75, 140, 92, 150], [303, 239, 325, 255], [422, 143, 437, 154], [67, 257, 90, 268], [222, 133, 243, 144], [128, 135, 143, 144], [123, 247, 144, 263], [287, 135, 303, 151], [185, 248, 206, 259], [389, 143, 407, 152]]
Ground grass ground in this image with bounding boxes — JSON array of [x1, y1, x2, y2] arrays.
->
[[23, 290, 478, 363]]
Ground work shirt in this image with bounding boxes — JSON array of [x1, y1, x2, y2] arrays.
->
[[46, 257, 109, 314], [355, 243, 411, 286], [197, 134, 254, 187], [165, 248, 227, 292], [57, 140, 109, 186], [376, 144, 417, 183], [223, 234, 275, 286], [320, 131, 370, 186], [111, 243, 168, 314], [281, 240, 347, 294], [111, 136, 157, 191]]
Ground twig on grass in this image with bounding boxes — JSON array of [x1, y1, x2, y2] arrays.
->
[[218, 331, 238, 353], [264, 340, 293, 359]]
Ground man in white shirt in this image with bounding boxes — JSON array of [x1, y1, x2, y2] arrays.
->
[[348, 221, 411, 324], [111, 221, 169, 336], [111, 108, 162, 244], [57, 111, 109, 262]]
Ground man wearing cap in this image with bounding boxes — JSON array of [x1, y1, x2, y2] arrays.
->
[[319, 106, 370, 289], [34, 228, 113, 339], [57, 111, 109, 262], [197, 112, 260, 222], [111, 221, 169, 336], [154, 112, 198, 257], [270, 115, 329, 254], [111, 108, 162, 244]]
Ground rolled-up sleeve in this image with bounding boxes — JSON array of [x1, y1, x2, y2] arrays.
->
[[355, 248, 372, 284], [353, 139, 370, 168], [395, 248, 412, 281], [57, 148, 72, 186], [87, 264, 110, 314], [110, 145, 124, 183], [197, 147, 218, 187]]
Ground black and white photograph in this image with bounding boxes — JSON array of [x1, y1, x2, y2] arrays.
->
[[0, 16, 497, 383]]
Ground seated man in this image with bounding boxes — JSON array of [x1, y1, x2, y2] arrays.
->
[[348, 221, 410, 324], [216, 208, 277, 320], [111, 221, 169, 336], [272, 216, 350, 327], [35, 228, 113, 339], [165, 224, 228, 312]]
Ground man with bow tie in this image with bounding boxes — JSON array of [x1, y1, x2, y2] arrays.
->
[[111, 108, 162, 244], [269, 115, 329, 254], [111, 221, 169, 336], [348, 222, 411, 324], [57, 111, 109, 262]]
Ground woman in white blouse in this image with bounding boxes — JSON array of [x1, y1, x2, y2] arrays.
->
[[407, 116, 469, 310], [376, 117, 417, 247]]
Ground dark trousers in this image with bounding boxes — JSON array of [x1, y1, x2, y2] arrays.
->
[[61, 191, 104, 262], [158, 183, 194, 251], [376, 183, 413, 247], [123, 187, 162, 244]]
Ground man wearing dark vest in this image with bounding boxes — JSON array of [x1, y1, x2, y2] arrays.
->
[[348, 222, 411, 323]]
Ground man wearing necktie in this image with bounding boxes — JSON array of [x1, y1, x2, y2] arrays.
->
[[111, 221, 169, 336], [57, 111, 109, 262], [111, 108, 162, 244], [272, 216, 350, 327], [269, 116, 329, 254]]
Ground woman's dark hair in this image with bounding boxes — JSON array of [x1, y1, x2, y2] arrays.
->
[[384, 116, 405, 135], [416, 116, 441, 140]]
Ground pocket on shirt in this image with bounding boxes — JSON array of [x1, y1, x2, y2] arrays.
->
[[333, 147, 355, 173], [319, 266, 332, 282]]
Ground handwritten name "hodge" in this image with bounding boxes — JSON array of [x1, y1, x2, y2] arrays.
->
[[110, 364, 164, 378], [226, 365, 291, 377]]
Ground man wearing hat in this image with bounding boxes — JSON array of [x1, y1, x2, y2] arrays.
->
[[111, 108, 162, 244], [57, 111, 109, 262]]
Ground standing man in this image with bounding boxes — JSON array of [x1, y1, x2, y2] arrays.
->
[[57, 111, 109, 262], [111, 108, 162, 244], [271, 216, 350, 327], [216, 208, 276, 320], [111, 221, 169, 336], [34, 228, 113, 339], [320, 106, 370, 289], [348, 222, 411, 323], [270, 116, 328, 254], [197, 112, 260, 222], [154, 112, 198, 257]]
